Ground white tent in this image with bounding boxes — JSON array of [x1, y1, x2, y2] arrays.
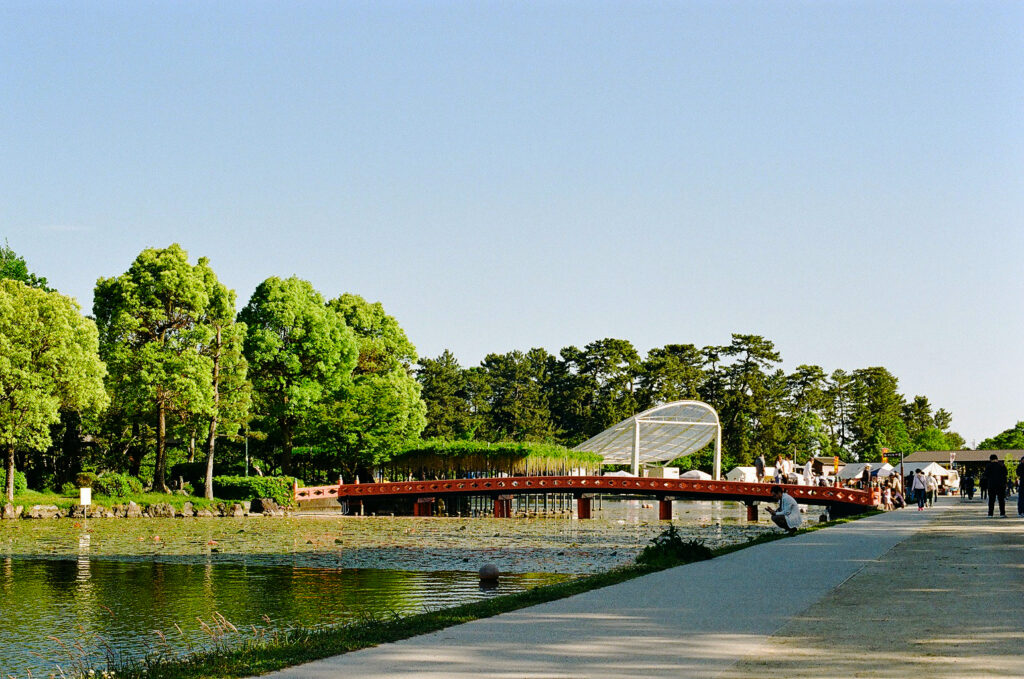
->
[[680, 469, 712, 480], [896, 462, 952, 478], [725, 466, 776, 482], [838, 462, 893, 480]]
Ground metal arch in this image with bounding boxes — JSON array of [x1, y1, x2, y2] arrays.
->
[[572, 400, 723, 479]]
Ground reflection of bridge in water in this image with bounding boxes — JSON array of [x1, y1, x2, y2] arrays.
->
[[294, 476, 878, 520]]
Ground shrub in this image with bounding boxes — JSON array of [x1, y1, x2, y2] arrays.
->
[[635, 525, 713, 568], [60, 481, 78, 496], [203, 476, 297, 507], [93, 472, 144, 498], [75, 472, 98, 488], [0, 469, 29, 494]]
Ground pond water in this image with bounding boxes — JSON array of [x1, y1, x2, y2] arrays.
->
[[0, 499, 773, 677]]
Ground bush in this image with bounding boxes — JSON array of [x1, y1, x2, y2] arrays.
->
[[75, 472, 98, 488], [60, 482, 78, 496], [202, 476, 297, 507], [93, 472, 144, 498], [635, 525, 713, 568], [0, 469, 29, 494]]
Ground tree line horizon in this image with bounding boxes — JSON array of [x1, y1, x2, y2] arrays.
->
[[2, 241, 1020, 502]]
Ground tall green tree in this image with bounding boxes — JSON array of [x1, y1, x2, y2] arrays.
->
[[94, 245, 221, 492], [849, 367, 907, 461], [717, 334, 782, 465], [636, 343, 704, 410], [1, 280, 107, 500], [198, 271, 251, 500], [416, 350, 477, 439], [313, 294, 425, 480], [477, 348, 555, 442], [238, 277, 356, 475]]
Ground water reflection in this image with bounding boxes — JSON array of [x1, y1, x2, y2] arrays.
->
[[0, 558, 567, 678]]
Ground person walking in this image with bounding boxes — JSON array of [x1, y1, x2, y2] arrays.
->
[[755, 454, 766, 482], [984, 454, 1008, 517], [1017, 456, 1024, 517], [911, 470, 927, 511], [963, 474, 975, 501], [925, 473, 938, 507]]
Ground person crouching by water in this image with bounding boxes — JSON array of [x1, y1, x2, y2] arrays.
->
[[769, 485, 802, 534]]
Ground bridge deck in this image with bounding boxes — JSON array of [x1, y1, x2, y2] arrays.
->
[[295, 475, 876, 510]]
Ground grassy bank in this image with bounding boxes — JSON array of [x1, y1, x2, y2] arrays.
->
[[96, 510, 879, 679]]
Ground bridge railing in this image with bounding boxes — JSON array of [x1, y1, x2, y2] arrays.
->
[[292, 476, 877, 508]]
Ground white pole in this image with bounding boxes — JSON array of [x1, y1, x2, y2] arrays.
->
[[632, 418, 641, 477], [714, 425, 722, 480]]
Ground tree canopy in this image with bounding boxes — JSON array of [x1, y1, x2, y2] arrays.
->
[[1, 280, 107, 500], [238, 277, 358, 475]]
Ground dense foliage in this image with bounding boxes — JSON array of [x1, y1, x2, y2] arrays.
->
[[0, 239, 1010, 498], [0, 468, 28, 494], [93, 472, 144, 498], [415, 334, 968, 469], [200, 475, 298, 506]]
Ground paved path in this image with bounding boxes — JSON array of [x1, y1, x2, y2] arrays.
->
[[255, 498, 1024, 678]]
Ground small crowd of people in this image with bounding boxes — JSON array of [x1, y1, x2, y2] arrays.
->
[[764, 452, 1024, 534]]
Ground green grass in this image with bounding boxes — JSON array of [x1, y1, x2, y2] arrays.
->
[[100, 509, 879, 679]]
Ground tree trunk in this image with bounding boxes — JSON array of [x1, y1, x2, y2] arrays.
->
[[205, 417, 217, 501], [205, 325, 222, 501], [154, 403, 170, 493], [5, 445, 14, 502]]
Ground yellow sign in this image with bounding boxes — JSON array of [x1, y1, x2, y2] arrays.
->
[[833, 456, 839, 473]]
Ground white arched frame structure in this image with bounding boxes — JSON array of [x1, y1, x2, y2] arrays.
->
[[572, 400, 723, 479]]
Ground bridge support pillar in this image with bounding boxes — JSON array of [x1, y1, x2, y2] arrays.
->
[[745, 502, 758, 522], [576, 496, 592, 520], [658, 499, 672, 521], [413, 497, 434, 517], [493, 495, 513, 518]]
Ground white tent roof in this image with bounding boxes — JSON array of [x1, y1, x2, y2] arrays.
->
[[680, 469, 713, 480], [726, 466, 776, 481], [573, 401, 719, 466], [897, 462, 953, 477], [838, 462, 894, 480]]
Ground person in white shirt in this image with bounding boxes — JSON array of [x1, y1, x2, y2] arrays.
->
[[803, 460, 814, 486], [769, 485, 802, 533]]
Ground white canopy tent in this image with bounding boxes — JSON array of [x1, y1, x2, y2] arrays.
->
[[838, 462, 894, 480], [573, 401, 723, 479], [725, 466, 776, 482], [898, 462, 953, 478]]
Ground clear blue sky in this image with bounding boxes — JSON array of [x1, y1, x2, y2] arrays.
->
[[2, 1, 1021, 446]]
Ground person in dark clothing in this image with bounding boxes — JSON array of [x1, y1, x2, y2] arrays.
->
[[962, 474, 975, 501], [984, 454, 1008, 517], [1017, 456, 1024, 517], [755, 454, 766, 482]]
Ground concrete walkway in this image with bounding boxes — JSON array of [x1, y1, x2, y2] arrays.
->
[[255, 498, 1024, 678]]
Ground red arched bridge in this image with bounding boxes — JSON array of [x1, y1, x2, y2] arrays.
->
[[294, 476, 878, 520]]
